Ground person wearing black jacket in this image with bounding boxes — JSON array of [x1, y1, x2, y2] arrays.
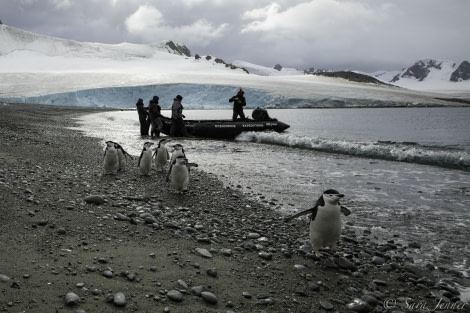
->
[[136, 98, 150, 136], [229, 88, 246, 121], [148, 95, 163, 137]]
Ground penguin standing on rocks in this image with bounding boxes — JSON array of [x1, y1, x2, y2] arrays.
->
[[113, 142, 133, 172], [153, 138, 170, 172], [169, 155, 198, 193], [166, 144, 186, 181], [138, 141, 154, 176], [103, 141, 119, 175], [285, 189, 351, 257], [169, 155, 190, 193]]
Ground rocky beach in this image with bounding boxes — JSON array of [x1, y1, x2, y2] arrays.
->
[[0, 103, 469, 313]]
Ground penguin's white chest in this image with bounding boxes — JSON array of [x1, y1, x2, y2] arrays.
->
[[155, 148, 168, 170], [117, 150, 126, 170], [139, 150, 152, 173], [103, 149, 119, 174], [309, 205, 342, 249], [170, 164, 189, 192]]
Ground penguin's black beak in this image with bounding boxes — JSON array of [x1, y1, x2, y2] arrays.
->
[[338, 194, 344, 198]]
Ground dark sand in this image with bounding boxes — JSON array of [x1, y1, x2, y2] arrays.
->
[[0, 103, 468, 313]]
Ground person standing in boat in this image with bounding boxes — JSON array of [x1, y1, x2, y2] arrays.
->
[[229, 88, 246, 121], [170, 95, 188, 137], [136, 98, 150, 136], [148, 95, 163, 137]]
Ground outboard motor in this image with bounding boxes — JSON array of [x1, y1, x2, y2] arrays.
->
[[252, 107, 273, 121]]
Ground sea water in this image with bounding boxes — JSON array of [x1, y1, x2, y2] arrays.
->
[[73, 107, 470, 282]]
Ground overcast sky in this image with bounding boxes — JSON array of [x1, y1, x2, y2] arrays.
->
[[2, 0, 469, 72]]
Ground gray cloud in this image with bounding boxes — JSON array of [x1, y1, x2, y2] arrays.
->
[[2, 0, 469, 72]]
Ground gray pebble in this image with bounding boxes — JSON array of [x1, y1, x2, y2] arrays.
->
[[84, 195, 105, 205], [404, 264, 434, 280], [167, 290, 183, 302], [196, 236, 211, 243], [247, 232, 261, 239], [294, 264, 312, 275], [362, 295, 378, 306], [257, 298, 273, 305], [242, 291, 252, 299], [65, 292, 80, 306], [221, 248, 232, 256], [0, 274, 11, 283], [105, 294, 114, 303], [102, 270, 113, 278], [336, 257, 357, 271], [346, 298, 373, 313], [195, 248, 213, 258], [113, 292, 126, 307], [298, 245, 312, 255], [115, 213, 130, 221], [191, 285, 204, 296], [201, 291, 218, 304], [177, 279, 188, 289], [206, 268, 218, 278], [371, 256, 385, 265], [308, 281, 320, 291], [372, 279, 387, 286], [258, 252, 273, 260], [320, 300, 334, 310], [126, 272, 137, 281]]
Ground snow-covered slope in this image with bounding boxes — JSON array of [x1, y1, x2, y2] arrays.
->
[[0, 24, 191, 59], [232, 60, 303, 76], [0, 25, 468, 108], [372, 59, 470, 94]]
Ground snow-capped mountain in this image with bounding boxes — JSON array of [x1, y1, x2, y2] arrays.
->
[[390, 59, 470, 82], [0, 24, 468, 108], [0, 24, 191, 59], [371, 59, 470, 94]]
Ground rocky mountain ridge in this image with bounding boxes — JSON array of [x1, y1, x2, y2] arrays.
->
[[0, 24, 191, 59], [389, 59, 470, 83]]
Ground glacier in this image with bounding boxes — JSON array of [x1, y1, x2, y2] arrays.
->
[[1, 24, 469, 109]]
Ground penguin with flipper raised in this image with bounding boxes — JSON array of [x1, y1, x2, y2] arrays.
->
[[113, 142, 133, 172], [285, 189, 351, 257]]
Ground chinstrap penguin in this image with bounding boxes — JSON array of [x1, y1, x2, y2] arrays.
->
[[113, 142, 133, 172], [169, 155, 198, 193], [103, 141, 119, 175], [166, 143, 186, 181], [285, 189, 351, 257], [138, 141, 154, 175], [169, 156, 190, 193], [153, 138, 171, 172]]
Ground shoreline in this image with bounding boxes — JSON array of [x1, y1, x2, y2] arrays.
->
[[0, 103, 469, 312]]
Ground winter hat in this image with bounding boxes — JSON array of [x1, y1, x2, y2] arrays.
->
[[137, 98, 143, 104], [152, 96, 159, 102], [176, 95, 183, 101]]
